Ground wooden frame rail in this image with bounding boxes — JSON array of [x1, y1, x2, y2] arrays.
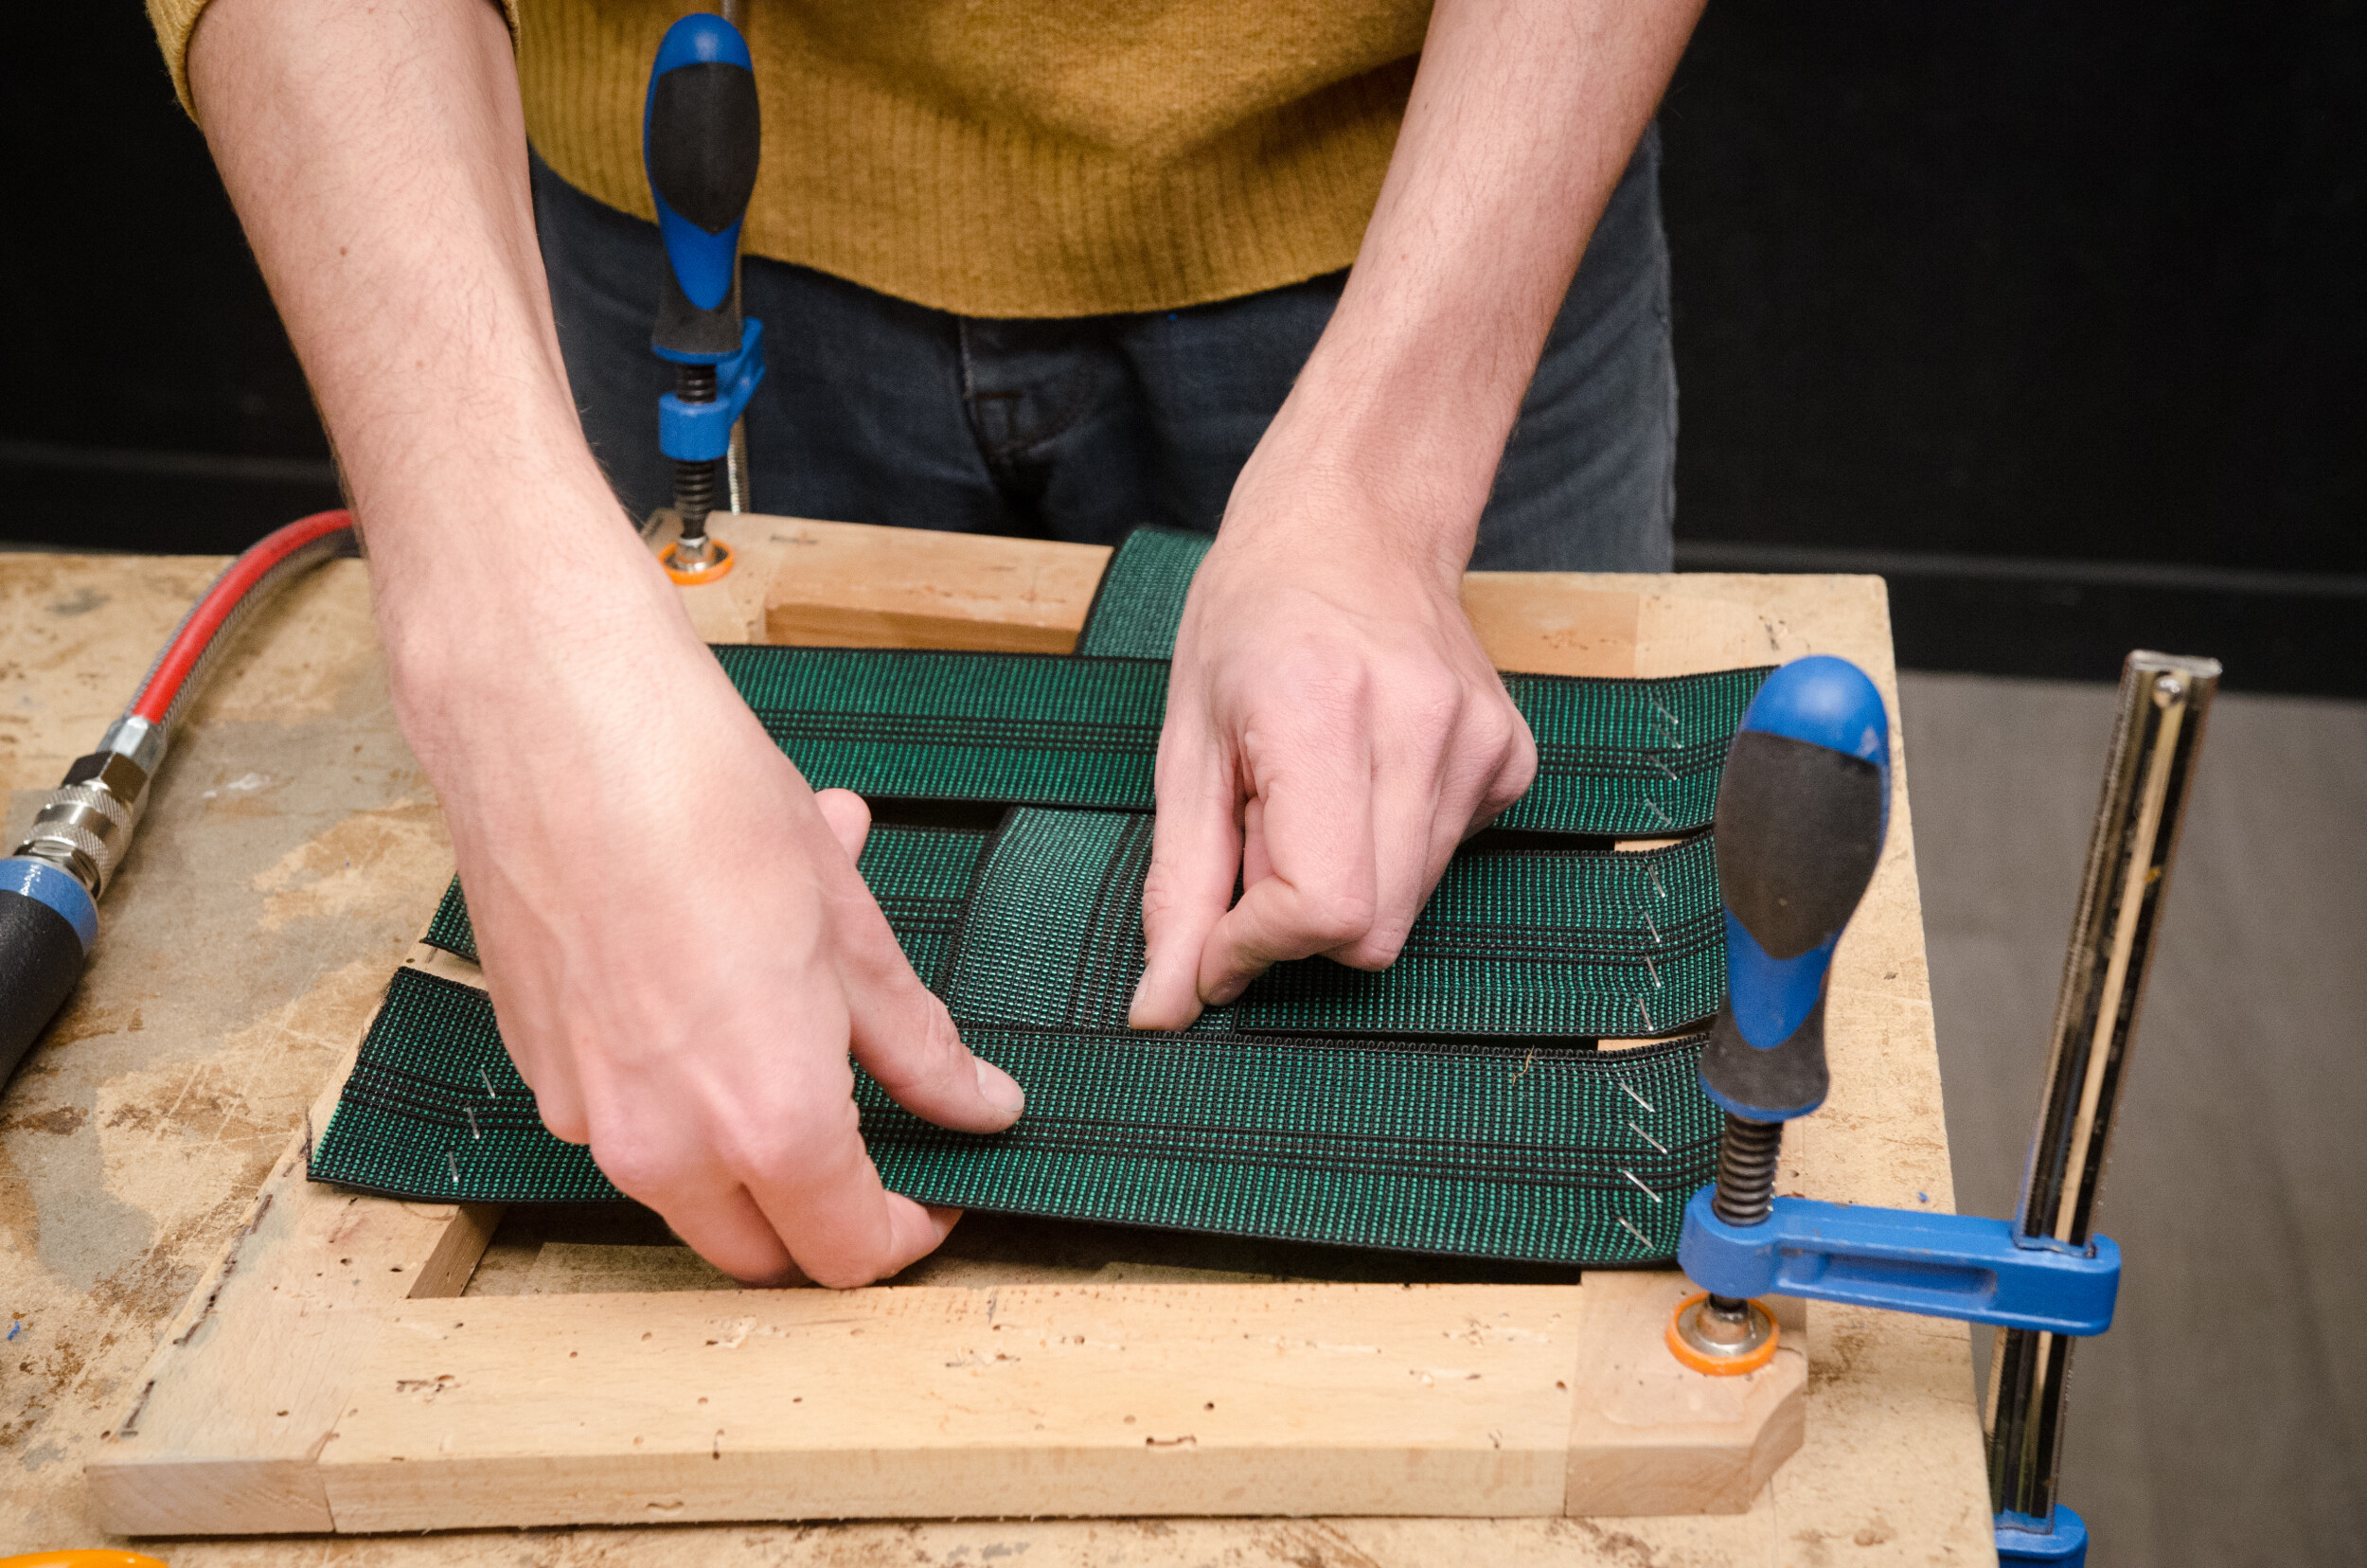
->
[[85, 516, 1895, 1535]]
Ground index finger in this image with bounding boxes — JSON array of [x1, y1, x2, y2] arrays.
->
[[1130, 714, 1243, 1031], [1195, 720, 1379, 1006]]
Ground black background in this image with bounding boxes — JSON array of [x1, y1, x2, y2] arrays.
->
[[4, 3, 2360, 690]]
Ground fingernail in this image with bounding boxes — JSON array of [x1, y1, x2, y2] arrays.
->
[[1129, 977, 1201, 1032], [973, 1057, 1025, 1116]]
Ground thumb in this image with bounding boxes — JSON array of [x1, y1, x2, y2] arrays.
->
[[847, 978, 1026, 1134], [813, 787, 873, 863]]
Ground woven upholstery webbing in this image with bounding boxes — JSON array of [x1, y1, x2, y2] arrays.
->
[[341, 811, 1729, 1259], [314, 526, 1754, 1265], [942, 810, 1723, 1039], [420, 824, 993, 986], [311, 967, 1718, 1264], [419, 816, 1726, 1039], [719, 645, 1764, 838], [1074, 526, 1211, 660]]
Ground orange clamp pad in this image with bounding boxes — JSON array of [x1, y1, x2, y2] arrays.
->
[[1664, 1290, 1781, 1377], [661, 537, 736, 585]]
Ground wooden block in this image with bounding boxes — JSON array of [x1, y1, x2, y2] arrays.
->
[[747, 520, 1654, 678], [407, 1202, 505, 1301], [84, 1134, 495, 1532], [1460, 577, 1641, 677], [660, 511, 818, 643], [1563, 1272, 1806, 1516], [758, 517, 1112, 652]]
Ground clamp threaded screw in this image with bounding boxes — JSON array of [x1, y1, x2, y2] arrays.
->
[[1707, 1113, 1783, 1320], [1711, 1113, 1783, 1227], [672, 363, 720, 562], [1665, 1112, 1785, 1372]]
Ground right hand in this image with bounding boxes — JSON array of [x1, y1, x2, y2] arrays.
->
[[387, 527, 1023, 1287], [190, 0, 1021, 1288]]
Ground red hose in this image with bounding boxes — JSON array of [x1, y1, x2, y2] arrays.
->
[[130, 509, 354, 724]]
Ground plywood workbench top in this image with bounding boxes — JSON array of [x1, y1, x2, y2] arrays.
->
[[0, 519, 1996, 1565]]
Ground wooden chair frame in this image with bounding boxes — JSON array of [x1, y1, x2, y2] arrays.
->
[[84, 519, 1935, 1535]]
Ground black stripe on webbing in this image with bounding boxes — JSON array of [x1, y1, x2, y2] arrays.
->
[[308, 969, 1722, 1263], [937, 809, 1728, 1039], [708, 644, 1771, 838]]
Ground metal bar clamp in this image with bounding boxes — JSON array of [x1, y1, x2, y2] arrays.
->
[[1677, 1190, 2121, 1336]]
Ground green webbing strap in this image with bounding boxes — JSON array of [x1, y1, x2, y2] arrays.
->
[[856, 824, 995, 987], [421, 816, 1722, 1037], [422, 879, 476, 964], [1074, 526, 1213, 659], [321, 527, 1761, 1264], [318, 969, 604, 1203], [941, 809, 1723, 1038], [716, 644, 1765, 838], [720, 644, 1163, 808], [1504, 669, 1758, 836], [311, 967, 1718, 1264], [419, 824, 992, 989], [868, 1025, 1715, 1262]]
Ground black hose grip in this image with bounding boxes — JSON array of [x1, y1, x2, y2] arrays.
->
[[0, 888, 87, 1087]]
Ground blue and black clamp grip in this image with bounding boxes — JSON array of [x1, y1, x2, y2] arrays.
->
[[1696, 653, 1891, 1124], [645, 14, 761, 364], [643, 13, 767, 533]]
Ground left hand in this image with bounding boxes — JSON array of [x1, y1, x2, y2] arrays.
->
[[1120, 0, 1704, 1029], [1128, 462, 1538, 1029]]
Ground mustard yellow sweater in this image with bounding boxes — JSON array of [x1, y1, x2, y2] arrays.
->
[[151, 0, 1431, 318]]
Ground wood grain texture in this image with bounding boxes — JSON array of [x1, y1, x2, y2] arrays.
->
[[321, 1284, 1586, 1528], [756, 516, 1112, 652], [406, 1202, 502, 1301], [1, 521, 1995, 1564], [83, 950, 504, 1535], [1563, 1272, 1805, 1517]]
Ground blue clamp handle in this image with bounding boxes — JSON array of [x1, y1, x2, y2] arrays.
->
[[643, 14, 756, 315], [1699, 654, 1892, 1123], [1677, 1187, 2120, 1336], [657, 318, 766, 462]]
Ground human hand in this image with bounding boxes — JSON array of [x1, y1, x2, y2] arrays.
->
[[194, 0, 1030, 1291], [391, 544, 1023, 1286], [1128, 477, 1538, 1029]]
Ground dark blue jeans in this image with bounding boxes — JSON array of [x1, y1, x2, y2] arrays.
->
[[533, 128, 1675, 571]]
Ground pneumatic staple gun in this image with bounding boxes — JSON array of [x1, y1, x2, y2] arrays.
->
[[1670, 652, 2217, 1567]]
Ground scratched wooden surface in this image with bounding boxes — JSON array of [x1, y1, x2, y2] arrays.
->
[[1, 535, 1994, 1564]]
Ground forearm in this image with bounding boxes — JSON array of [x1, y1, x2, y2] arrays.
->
[[1263, 0, 1704, 571], [187, 0, 675, 726], [188, 0, 1017, 1289]]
